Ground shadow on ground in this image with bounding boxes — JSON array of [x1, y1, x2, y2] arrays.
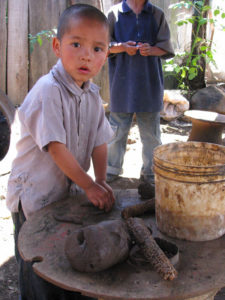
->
[[0, 256, 18, 300], [1, 254, 225, 300], [215, 289, 225, 299]]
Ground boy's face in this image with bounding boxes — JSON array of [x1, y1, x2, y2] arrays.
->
[[53, 17, 109, 87]]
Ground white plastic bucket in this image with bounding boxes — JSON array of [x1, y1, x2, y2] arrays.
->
[[153, 142, 225, 241]]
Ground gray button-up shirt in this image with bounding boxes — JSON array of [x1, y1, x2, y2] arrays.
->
[[6, 60, 113, 218]]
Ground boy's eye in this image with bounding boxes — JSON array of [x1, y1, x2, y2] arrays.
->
[[94, 47, 102, 52], [73, 42, 80, 48]]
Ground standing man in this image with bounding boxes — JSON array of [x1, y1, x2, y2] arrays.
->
[[106, 0, 174, 197]]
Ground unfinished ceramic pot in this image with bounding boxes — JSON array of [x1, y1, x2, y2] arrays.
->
[[65, 219, 131, 272]]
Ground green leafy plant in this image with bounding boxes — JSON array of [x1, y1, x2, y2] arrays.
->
[[163, 0, 225, 91], [28, 29, 56, 53]]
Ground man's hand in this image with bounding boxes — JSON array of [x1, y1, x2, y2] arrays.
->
[[108, 40, 138, 56], [137, 42, 152, 56], [137, 42, 167, 57], [124, 41, 138, 56]]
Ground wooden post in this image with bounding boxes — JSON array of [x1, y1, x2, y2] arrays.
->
[[93, 63, 110, 107], [7, 0, 29, 105], [0, 0, 7, 93]]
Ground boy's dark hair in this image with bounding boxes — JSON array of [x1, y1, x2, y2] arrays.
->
[[57, 4, 109, 40]]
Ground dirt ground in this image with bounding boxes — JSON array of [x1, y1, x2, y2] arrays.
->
[[1, 118, 225, 300]]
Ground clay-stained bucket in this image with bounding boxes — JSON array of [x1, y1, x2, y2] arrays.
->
[[153, 142, 225, 241]]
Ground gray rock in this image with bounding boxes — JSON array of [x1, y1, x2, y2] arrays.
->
[[190, 86, 225, 114]]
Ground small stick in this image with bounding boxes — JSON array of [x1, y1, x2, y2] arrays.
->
[[121, 198, 155, 219], [126, 217, 178, 281]]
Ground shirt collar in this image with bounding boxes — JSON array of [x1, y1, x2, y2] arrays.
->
[[120, 0, 152, 13], [51, 59, 92, 97]]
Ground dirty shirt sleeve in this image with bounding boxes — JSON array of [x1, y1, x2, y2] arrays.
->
[[152, 6, 175, 59], [19, 83, 66, 151]]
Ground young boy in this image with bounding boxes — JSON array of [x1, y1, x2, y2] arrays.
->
[[7, 4, 114, 299]]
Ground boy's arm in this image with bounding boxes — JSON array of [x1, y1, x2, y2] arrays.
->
[[48, 142, 113, 212], [92, 143, 108, 182], [92, 143, 115, 205]]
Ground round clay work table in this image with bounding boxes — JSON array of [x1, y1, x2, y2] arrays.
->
[[19, 190, 225, 300], [184, 110, 225, 145]]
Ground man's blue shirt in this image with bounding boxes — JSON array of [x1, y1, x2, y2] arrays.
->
[[107, 0, 174, 113]]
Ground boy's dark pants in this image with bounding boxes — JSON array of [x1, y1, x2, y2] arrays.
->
[[12, 205, 96, 300]]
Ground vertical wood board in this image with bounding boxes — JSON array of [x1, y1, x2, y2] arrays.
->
[[0, 0, 7, 93], [7, 0, 29, 105], [206, 0, 225, 83], [29, 0, 67, 89], [93, 62, 110, 104], [151, 0, 169, 18], [102, 0, 121, 14], [69, 0, 102, 10]]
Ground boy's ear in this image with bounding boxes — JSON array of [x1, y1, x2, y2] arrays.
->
[[52, 37, 61, 58]]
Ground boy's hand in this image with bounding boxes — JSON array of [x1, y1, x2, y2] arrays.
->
[[124, 41, 138, 56], [96, 179, 115, 207], [84, 182, 114, 212]]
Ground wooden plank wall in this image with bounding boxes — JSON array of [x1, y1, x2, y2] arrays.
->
[[7, 0, 29, 105], [69, 0, 103, 10], [29, 0, 66, 89], [0, 0, 7, 93], [150, 0, 191, 52], [1, 0, 191, 105]]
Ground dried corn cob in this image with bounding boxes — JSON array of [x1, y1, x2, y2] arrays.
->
[[121, 198, 155, 219], [126, 217, 178, 281]]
